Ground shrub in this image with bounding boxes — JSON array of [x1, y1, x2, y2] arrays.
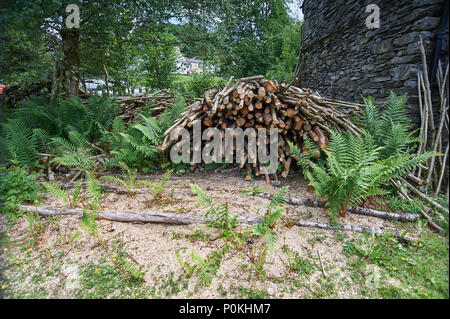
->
[[0, 162, 42, 211], [289, 92, 439, 220]]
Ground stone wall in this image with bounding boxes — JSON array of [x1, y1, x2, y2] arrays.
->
[[299, 0, 448, 124]]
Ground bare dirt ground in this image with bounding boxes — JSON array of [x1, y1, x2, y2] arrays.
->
[[0, 170, 437, 299]]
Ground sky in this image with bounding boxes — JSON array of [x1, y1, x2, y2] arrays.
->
[[287, 0, 304, 20]]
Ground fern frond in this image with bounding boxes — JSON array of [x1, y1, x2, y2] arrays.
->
[[72, 178, 83, 208], [85, 171, 103, 208], [81, 209, 98, 236], [42, 182, 69, 203]]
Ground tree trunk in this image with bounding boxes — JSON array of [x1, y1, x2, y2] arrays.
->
[[102, 56, 111, 97], [60, 27, 80, 96], [50, 61, 59, 103]]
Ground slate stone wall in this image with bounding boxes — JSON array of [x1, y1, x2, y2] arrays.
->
[[299, 0, 448, 124]]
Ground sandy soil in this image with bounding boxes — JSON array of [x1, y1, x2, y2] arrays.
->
[[0, 170, 419, 299]]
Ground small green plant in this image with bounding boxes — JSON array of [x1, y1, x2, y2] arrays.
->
[[0, 162, 42, 212], [252, 186, 289, 252], [77, 172, 103, 236], [190, 247, 228, 286], [101, 162, 138, 196], [42, 178, 83, 208], [176, 248, 226, 287], [138, 169, 174, 202], [24, 212, 44, 237], [284, 246, 316, 276], [240, 186, 266, 195], [175, 250, 196, 278], [85, 171, 103, 209], [69, 230, 82, 247], [250, 247, 268, 279], [190, 183, 238, 239], [81, 209, 98, 236]]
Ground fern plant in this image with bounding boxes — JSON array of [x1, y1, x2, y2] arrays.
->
[[138, 168, 174, 201], [85, 171, 103, 209], [177, 247, 229, 287], [291, 130, 438, 220], [42, 178, 83, 208], [361, 92, 421, 159], [81, 208, 98, 236], [0, 119, 40, 166], [253, 186, 289, 252], [290, 92, 440, 220], [0, 95, 118, 167], [51, 130, 96, 172], [104, 96, 186, 169], [190, 183, 238, 238], [101, 162, 138, 196]]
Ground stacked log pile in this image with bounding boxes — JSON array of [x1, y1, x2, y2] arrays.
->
[[115, 90, 191, 124], [0, 80, 52, 109], [159, 75, 364, 180]]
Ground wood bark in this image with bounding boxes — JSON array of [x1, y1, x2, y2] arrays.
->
[[60, 27, 80, 96], [17, 205, 412, 242], [256, 193, 419, 222]]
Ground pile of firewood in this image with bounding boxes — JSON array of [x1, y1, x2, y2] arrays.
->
[[159, 75, 364, 180], [0, 80, 52, 109], [114, 90, 191, 125]]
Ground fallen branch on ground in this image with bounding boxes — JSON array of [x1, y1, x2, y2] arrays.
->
[[18, 204, 412, 242], [256, 193, 420, 222]]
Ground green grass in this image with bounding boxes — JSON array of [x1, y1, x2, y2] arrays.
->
[[343, 231, 449, 298]]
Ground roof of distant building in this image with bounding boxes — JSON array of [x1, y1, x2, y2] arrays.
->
[[184, 58, 204, 64]]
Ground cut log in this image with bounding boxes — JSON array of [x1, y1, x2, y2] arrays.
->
[[256, 193, 420, 222], [17, 204, 412, 242]]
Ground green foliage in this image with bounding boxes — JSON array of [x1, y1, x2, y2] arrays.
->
[[85, 171, 103, 209], [72, 179, 83, 208], [288, 136, 317, 170], [138, 169, 173, 201], [240, 187, 266, 196], [0, 18, 52, 84], [0, 95, 119, 168], [76, 240, 147, 298], [105, 96, 186, 169], [101, 162, 138, 196], [81, 209, 98, 237], [51, 131, 96, 172], [266, 20, 302, 83], [361, 93, 421, 159], [252, 186, 288, 252], [190, 183, 238, 238], [0, 163, 42, 211], [284, 246, 316, 276], [344, 232, 449, 298], [175, 250, 197, 278], [12, 95, 119, 144], [293, 130, 436, 220], [173, 74, 227, 98], [0, 119, 40, 167], [179, 247, 229, 287], [290, 93, 440, 220], [141, 30, 178, 89], [42, 181, 70, 205], [386, 195, 425, 215], [24, 212, 44, 237], [42, 179, 83, 209]]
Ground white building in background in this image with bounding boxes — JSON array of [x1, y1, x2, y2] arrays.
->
[[175, 47, 204, 75]]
